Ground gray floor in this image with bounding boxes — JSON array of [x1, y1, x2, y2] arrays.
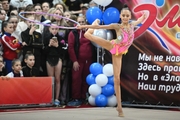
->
[[0, 107, 179, 120]]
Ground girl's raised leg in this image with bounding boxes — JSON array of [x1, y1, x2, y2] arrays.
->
[[112, 54, 124, 117], [84, 19, 113, 51]]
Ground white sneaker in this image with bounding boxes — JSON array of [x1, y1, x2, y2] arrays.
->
[[54, 99, 60, 106]]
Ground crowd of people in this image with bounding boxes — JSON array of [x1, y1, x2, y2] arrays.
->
[[0, 0, 98, 107]]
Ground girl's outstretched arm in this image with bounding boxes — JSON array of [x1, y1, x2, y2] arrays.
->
[[132, 13, 146, 26], [77, 19, 118, 30]]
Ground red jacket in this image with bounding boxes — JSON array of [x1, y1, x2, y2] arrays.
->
[[1, 33, 21, 60], [68, 30, 93, 62]]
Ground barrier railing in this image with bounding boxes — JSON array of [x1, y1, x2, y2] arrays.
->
[[0, 77, 54, 109]]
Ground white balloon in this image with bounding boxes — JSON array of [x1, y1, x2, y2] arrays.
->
[[88, 84, 102, 97], [88, 95, 96, 106], [102, 0, 113, 7], [93, 0, 112, 7], [103, 63, 114, 77], [106, 30, 113, 40], [95, 74, 108, 87], [93, 29, 107, 39], [107, 95, 117, 107], [92, 29, 107, 48]]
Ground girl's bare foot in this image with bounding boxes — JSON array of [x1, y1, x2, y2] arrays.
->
[[116, 107, 124, 117], [86, 19, 100, 34]]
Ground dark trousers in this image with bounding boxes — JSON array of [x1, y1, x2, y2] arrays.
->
[[71, 59, 92, 100], [60, 59, 72, 102]]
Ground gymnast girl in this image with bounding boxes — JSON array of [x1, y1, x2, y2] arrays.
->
[[77, 5, 146, 117]]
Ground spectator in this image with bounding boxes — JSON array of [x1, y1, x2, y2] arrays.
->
[[89, 0, 98, 7], [44, 7, 55, 20], [42, 2, 50, 13], [33, 0, 53, 7], [79, 3, 88, 17], [33, 3, 46, 33], [65, 0, 83, 15], [40, 7, 55, 76], [50, 8, 68, 39], [54, 3, 67, 13], [22, 52, 40, 77], [67, 16, 93, 107], [17, 7, 26, 21], [52, 0, 64, 6], [16, 4, 34, 43], [7, 15, 22, 60], [0, 8, 6, 35], [6, 59, 23, 77], [43, 22, 66, 106], [1, 0, 10, 16], [10, 8, 18, 16], [10, 0, 33, 9], [0, 21, 21, 73], [59, 11, 76, 106], [7, 15, 19, 40], [34, 3, 46, 22], [0, 55, 7, 76], [21, 15, 43, 73], [0, 8, 6, 21]]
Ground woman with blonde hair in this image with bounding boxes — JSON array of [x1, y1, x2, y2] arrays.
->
[[45, 7, 55, 20]]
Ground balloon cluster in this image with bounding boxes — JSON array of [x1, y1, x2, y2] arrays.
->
[[92, 29, 113, 48], [86, 0, 120, 25], [86, 62, 117, 107]]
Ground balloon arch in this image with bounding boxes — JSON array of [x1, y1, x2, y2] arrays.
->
[[85, 0, 119, 107]]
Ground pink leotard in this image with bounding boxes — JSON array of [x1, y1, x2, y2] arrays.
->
[[110, 24, 134, 55]]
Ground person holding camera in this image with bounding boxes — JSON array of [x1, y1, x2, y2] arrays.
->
[[43, 21, 66, 106], [21, 15, 43, 73]]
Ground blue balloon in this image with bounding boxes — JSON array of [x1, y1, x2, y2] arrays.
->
[[108, 76, 114, 85], [95, 94, 107, 107], [86, 74, 96, 85], [156, 0, 164, 7], [86, 7, 102, 24], [102, 84, 115, 97], [103, 7, 120, 25], [89, 63, 102, 76]]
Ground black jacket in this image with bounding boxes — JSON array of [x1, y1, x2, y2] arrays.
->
[[22, 65, 39, 77], [21, 28, 43, 56]]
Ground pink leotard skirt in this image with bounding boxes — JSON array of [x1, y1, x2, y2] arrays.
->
[[110, 31, 134, 55]]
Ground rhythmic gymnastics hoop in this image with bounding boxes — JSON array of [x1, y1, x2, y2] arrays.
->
[[18, 12, 80, 29]]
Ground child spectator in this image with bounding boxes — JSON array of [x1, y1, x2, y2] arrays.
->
[[16, 4, 34, 43], [0, 55, 7, 76], [43, 22, 66, 106], [7, 15, 22, 60], [22, 52, 39, 77], [6, 59, 23, 77], [0, 21, 21, 73], [21, 15, 43, 72]]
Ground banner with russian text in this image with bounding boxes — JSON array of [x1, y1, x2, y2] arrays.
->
[[108, 0, 180, 105]]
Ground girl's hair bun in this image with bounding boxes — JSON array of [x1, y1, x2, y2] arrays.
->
[[123, 4, 129, 9]]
